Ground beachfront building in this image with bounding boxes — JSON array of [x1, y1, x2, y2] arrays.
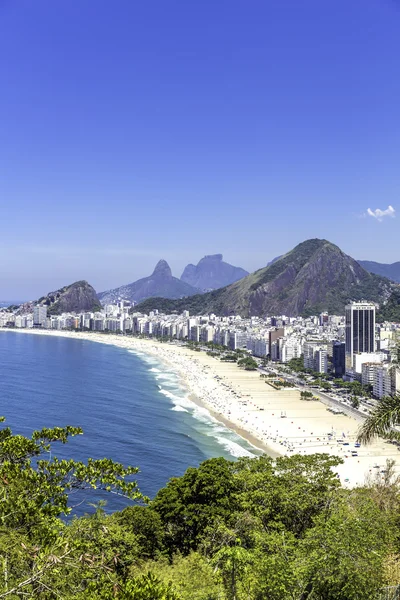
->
[[229, 331, 248, 350], [345, 302, 376, 370], [332, 341, 346, 376], [315, 347, 328, 373], [33, 306, 47, 328], [303, 342, 328, 373], [280, 338, 303, 363], [352, 352, 385, 375], [361, 363, 378, 387], [373, 364, 400, 399], [15, 315, 28, 328]]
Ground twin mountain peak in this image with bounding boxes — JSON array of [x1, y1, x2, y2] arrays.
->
[[98, 254, 249, 306], [27, 240, 400, 318]]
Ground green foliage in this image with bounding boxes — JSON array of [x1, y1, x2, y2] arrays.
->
[[377, 288, 400, 323], [0, 418, 144, 598], [123, 573, 182, 600], [1, 415, 400, 599], [135, 240, 393, 317], [358, 395, 400, 443], [152, 458, 237, 555], [296, 490, 392, 599], [113, 506, 164, 559], [287, 356, 305, 372], [237, 357, 258, 370], [220, 353, 238, 362], [134, 553, 225, 600]]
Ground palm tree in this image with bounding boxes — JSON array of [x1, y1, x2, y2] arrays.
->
[[358, 339, 400, 444], [357, 395, 400, 444]]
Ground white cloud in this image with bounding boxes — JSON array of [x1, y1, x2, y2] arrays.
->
[[366, 205, 396, 221]]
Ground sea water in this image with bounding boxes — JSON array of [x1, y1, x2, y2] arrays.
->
[[0, 332, 260, 514]]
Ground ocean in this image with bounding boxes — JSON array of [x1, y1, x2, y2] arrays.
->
[[0, 332, 260, 514]]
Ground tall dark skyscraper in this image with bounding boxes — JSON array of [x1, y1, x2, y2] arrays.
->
[[345, 302, 376, 369], [333, 341, 346, 377]]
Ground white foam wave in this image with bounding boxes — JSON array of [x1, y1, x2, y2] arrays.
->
[[156, 381, 258, 460], [149, 367, 161, 373], [155, 372, 178, 381], [214, 436, 255, 458], [192, 405, 218, 425], [158, 388, 194, 409]]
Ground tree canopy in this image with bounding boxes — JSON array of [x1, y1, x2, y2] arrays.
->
[[0, 417, 400, 599]]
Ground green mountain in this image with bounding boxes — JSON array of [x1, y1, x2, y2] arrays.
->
[[358, 260, 400, 283], [377, 287, 400, 322], [135, 239, 392, 317]]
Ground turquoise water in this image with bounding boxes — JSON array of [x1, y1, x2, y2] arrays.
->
[[0, 332, 260, 514]]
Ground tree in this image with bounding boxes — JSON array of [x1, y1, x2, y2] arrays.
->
[[0, 417, 144, 598], [295, 491, 392, 599], [152, 458, 237, 555], [233, 454, 342, 538], [114, 506, 165, 559], [133, 553, 225, 600], [237, 357, 258, 371], [357, 395, 400, 443], [77, 572, 182, 600]]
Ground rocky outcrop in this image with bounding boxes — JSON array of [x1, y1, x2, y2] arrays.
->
[[180, 254, 248, 291], [98, 260, 199, 305], [37, 281, 102, 315]]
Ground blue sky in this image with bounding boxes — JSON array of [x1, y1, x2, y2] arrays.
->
[[1, 0, 399, 298]]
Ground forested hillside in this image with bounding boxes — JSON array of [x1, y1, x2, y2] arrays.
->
[[0, 418, 399, 599], [135, 239, 392, 317]]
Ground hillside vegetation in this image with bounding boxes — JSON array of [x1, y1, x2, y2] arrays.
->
[[359, 260, 400, 283], [136, 239, 392, 317], [377, 287, 400, 322], [2, 417, 400, 599]]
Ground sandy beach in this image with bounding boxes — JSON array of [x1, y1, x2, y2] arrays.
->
[[2, 328, 399, 486]]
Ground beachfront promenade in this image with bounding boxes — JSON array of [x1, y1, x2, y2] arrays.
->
[[2, 328, 400, 487]]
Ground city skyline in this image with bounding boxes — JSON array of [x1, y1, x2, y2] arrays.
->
[[1, 1, 400, 298]]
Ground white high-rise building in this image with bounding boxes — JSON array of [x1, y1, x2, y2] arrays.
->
[[33, 306, 47, 327]]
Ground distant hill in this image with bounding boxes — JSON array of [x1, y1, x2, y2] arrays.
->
[[266, 255, 282, 266], [98, 260, 199, 305], [180, 254, 248, 291], [35, 281, 102, 315], [358, 260, 400, 283], [135, 239, 393, 317]]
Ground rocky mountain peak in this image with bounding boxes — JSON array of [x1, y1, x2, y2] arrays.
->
[[202, 254, 223, 262], [181, 254, 248, 291], [37, 280, 101, 315], [152, 260, 172, 279], [137, 238, 393, 317]]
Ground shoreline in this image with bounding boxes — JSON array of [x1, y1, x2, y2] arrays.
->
[[187, 392, 278, 457], [2, 328, 400, 486]]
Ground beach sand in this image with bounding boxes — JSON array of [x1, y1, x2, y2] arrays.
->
[[2, 328, 399, 486]]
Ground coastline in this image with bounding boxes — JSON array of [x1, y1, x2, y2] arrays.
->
[[2, 328, 400, 486]]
